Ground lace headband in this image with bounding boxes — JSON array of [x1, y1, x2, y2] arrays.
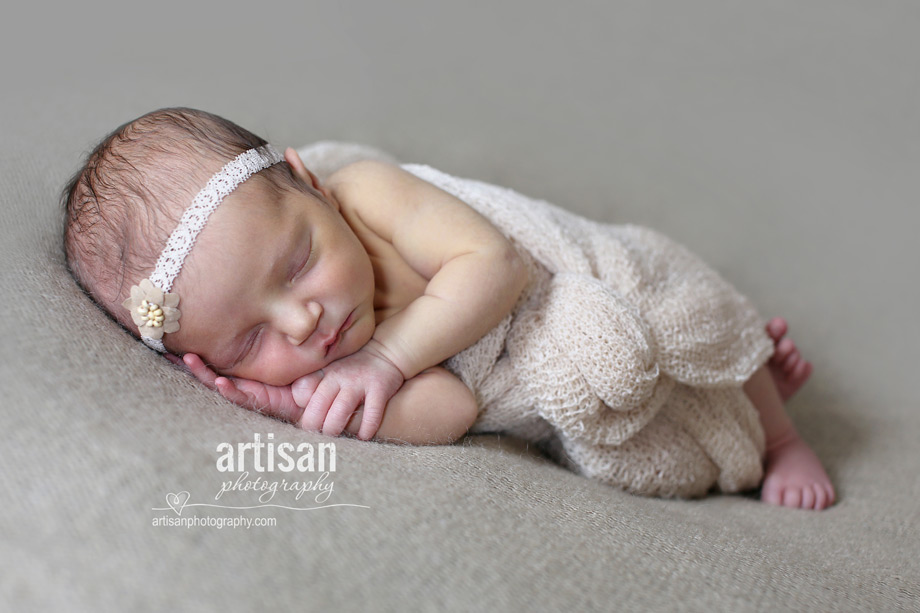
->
[[121, 144, 285, 352]]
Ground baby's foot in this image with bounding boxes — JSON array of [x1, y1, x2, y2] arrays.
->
[[761, 429, 836, 510], [766, 317, 813, 402]]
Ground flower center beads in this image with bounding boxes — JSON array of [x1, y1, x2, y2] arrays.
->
[[138, 300, 166, 328]]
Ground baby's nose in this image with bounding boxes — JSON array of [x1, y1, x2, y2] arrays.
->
[[274, 300, 323, 346]]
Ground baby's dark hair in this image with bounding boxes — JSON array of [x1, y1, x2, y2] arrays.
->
[[61, 107, 306, 345]]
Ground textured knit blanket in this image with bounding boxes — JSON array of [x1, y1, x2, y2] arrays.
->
[[402, 163, 776, 499], [296, 143, 775, 499]]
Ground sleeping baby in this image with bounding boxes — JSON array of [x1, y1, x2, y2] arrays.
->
[[62, 107, 835, 510]]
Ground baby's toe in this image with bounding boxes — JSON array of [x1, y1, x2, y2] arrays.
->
[[813, 484, 828, 510], [773, 338, 795, 362], [825, 483, 837, 506], [761, 482, 784, 506], [782, 487, 803, 508], [800, 485, 816, 509], [783, 361, 813, 393], [803, 361, 814, 379], [789, 359, 811, 382], [782, 350, 801, 374], [767, 317, 788, 340]]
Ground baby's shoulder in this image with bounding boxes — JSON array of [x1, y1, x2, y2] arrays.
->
[[326, 159, 406, 200], [325, 159, 428, 223]]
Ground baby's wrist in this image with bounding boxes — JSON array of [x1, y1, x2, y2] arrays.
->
[[363, 336, 414, 380]]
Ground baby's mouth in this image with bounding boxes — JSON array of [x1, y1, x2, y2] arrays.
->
[[322, 309, 356, 356], [321, 330, 339, 356]]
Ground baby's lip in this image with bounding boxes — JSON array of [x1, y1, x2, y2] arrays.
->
[[320, 328, 339, 350], [321, 309, 355, 353]]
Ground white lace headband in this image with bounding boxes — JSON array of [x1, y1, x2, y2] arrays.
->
[[121, 144, 284, 352]]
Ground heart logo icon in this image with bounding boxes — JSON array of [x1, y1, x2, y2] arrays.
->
[[166, 491, 190, 516]]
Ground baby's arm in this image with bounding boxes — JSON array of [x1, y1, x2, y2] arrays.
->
[[341, 367, 478, 445], [294, 159, 527, 438], [329, 160, 529, 379], [175, 354, 477, 446]]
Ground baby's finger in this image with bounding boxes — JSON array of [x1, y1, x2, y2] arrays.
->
[[356, 390, 386, 441], [163, 352, 191, 374], [215, 376, 254, 407], [182, 353, 219, 390], [301, 380, 341, 433], [322, 391, 363, 437], [291, 370, 324, 408]]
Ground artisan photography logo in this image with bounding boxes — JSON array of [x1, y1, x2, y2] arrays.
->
[[151, 433, 369, 527]]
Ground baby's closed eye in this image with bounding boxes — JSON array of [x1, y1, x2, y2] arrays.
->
[[238, 327, 264, 364], [289, 239, 314, 284]]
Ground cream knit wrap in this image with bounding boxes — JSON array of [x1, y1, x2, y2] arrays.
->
[[295, 143, 774, 499], [402, 163, 776, 499]]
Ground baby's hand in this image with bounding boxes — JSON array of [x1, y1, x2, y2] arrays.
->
[[168, 353, 310, 425], [296, 340, 405, 441]]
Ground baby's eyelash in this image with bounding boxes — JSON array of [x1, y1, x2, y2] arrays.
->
[[242, 327, 263, 361], [291, 243, 314, 282]]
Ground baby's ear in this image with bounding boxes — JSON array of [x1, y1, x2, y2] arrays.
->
[[283, 147, 322, 189]]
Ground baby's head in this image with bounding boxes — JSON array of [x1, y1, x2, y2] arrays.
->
[[63, 107, 376, 385]]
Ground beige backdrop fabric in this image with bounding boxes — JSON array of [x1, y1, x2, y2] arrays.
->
[[2, 1, 918, 611]]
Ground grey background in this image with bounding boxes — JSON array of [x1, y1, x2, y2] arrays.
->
[[2, 1, 918, 610]]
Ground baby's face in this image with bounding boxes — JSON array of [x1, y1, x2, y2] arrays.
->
[[168, 181, 376, 386]]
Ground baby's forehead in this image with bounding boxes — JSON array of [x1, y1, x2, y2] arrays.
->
[[166, 166, 305, 285], [186, 185, 292, 265], [225, 172, 286, 209], [168, 189, 297, 343]]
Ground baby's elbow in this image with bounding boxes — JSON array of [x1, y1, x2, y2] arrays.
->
[[443, 383, 479, 444], [372, 366, 479, 446], [425, 368, 479, 445]]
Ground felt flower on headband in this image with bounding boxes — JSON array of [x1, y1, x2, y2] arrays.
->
[[122, 279, 181, 341]]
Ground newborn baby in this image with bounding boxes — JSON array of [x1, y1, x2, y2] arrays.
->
[[62, 107, 834, 510]]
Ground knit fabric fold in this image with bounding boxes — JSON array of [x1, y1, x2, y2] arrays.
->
[[403, 163, 775, 498]]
